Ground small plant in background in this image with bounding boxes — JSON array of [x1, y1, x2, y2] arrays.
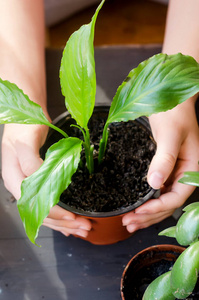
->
[[0, 0, 199, 245], [143, 171, 199, 299]]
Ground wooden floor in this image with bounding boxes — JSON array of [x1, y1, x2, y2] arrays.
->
[[48, 0, 168, 48]]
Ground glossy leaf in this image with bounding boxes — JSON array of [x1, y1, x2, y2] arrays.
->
[[143, 271, 175, 300], [0, 78, 51, 126], [170, 241, 199, 299], [106, 53, 199, 125], [60, 0, 105, 129], [183, 202, 199, 212], [179, 171, 199, 187], [159, 226, 176, 239], [17, 137, 82, 245], [175, 205, 199, 246]]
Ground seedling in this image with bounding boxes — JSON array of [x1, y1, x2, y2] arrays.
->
[[0, 0, 199, 244]]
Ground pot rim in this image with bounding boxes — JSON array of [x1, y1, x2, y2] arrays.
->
[[49, 105, 159, 218], [120, 244, 185, 300]]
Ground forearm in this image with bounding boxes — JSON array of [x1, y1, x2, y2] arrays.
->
[[163, 0, 199, 62], [0, 0, 46, 111], [158, 0, 199, 119]]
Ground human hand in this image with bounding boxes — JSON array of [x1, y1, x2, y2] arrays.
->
[[1, 123, 91, 238], [123, 98, 199, 233]]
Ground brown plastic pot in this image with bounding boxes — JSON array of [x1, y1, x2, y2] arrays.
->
[[41, 106, 159, 245], [121, 244, 185, 300]]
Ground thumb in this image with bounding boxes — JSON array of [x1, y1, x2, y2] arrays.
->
[[16, 141, 43, 177], [147, 130, 181, 189]]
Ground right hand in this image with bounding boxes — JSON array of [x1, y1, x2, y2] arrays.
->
[[1, 123, 91, 238]]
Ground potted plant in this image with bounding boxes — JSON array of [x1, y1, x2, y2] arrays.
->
[[40, 106, 159, 245], [1, 0, 199, 246], [121, 172, 199, 300], [120, 244, 185, 300], [139, 171, 199, 299]]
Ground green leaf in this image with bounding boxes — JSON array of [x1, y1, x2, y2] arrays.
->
[[183, 202, 199, 212], [175, 205, 199, 246], [17, 137, 82, 245], [0, 78, 51, 126], [159, 226, 176, 238], [106, 53, 199, 125], [60, 0, 105, 129], [170, 241, 199, 299], [179, 171, 199, 187], [143, 271, 175, 300]]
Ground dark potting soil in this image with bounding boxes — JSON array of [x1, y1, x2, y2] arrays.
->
[[59, 114, 156, 213]]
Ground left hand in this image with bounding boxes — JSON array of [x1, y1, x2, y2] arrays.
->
[[122, 98, 199, 233], [1, 123, 91, 239]]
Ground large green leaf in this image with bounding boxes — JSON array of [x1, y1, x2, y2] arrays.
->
[[170, 241, 199, 299], [0, 78, 51, 126], [106, 53, 199, 124], [143, 271, 175, 300], [60, 0, 105, 129], [183, 202, 199, 212], [17, 137, 82, 245], [179, 171, 199, 187], [175, 205, 199, 246]]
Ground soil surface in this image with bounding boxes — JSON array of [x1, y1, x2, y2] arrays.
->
[[58, 113, 156, 213]]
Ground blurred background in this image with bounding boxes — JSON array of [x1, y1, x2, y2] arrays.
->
[[45, 0, 168, 48]]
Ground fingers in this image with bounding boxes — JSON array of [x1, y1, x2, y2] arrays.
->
[[43, 205, 92, 238], [126, 211, 174, 233], [122, 179, 195, 233], [136, 181, 195, 215], [147, 125, 181, 189], [43, 219, 90, 238]]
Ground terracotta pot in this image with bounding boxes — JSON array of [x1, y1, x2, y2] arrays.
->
[[121, 244, 185, 300], [41, 106, 159, 245]]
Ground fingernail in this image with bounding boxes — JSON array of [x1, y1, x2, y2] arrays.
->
[[148, 172, 164, 189], [75, 231, 88, 238], [127, 224, 138, 233], [62, 215, 75, 221], [123, 220, 130, 226], [79, 226, 90, 231], [61, 231, 69, 237], [123, 219, 135, 226]]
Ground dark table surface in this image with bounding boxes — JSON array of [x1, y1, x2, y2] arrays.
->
[[0, 45, 199, 300]]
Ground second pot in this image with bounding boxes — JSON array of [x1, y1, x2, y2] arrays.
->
[[121, 244, 185, 300]]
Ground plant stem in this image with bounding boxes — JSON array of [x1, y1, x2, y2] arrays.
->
[[98, 123, 109, 164], [48, 123, 68, 138], [71, 124, 94, 174], [83, 128, 94, 174]]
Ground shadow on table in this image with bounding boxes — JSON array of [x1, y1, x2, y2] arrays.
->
[[52, 214, 179, 300], [0, 183, 66, 300]]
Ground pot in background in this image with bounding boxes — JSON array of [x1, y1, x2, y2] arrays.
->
[[121, 244, 185, 300], [41, 106, 159, 245]]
